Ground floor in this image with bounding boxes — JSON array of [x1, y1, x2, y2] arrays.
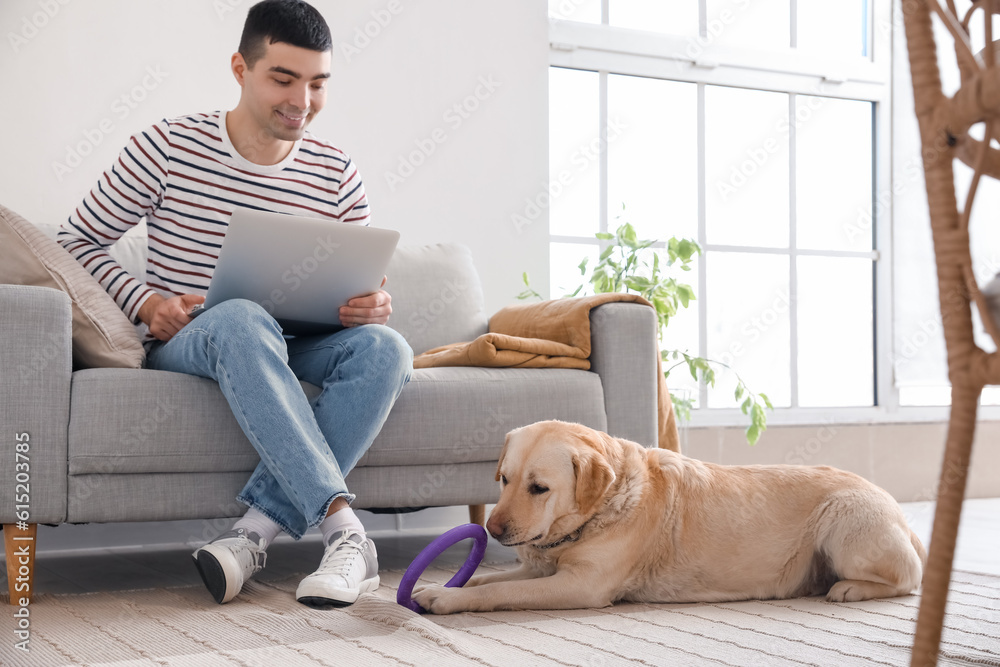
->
[[2, 498, 997, 596]]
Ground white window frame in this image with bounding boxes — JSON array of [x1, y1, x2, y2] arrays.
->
[[548, 1, 1000, 426]]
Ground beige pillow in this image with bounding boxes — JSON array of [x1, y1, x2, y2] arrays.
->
[[0, 204, 145, 369]]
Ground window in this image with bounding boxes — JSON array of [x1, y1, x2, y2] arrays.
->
[[547, 0, 900, 424], [891, 1, 1000, 409]]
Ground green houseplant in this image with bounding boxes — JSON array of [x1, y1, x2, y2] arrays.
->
[[520, 220, 772, 445]]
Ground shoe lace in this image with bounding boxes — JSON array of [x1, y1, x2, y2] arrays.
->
[[317, 536, 365, 576], [231, 533, 267, 572]]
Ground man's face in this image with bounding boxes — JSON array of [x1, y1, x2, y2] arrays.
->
[[237, 40, 331, 142]]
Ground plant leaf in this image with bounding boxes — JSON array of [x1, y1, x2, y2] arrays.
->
[[618, 223, 638, 249]]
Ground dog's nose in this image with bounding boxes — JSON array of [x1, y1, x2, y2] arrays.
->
[[485, 514, 504, 539]]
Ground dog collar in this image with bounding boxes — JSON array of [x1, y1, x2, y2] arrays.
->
[[533, 519, 591, 550]]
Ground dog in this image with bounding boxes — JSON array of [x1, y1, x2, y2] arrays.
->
[[412, 420, 926, 614]]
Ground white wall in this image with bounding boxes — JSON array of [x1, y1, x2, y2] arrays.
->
[[0, 0, 550, 314]]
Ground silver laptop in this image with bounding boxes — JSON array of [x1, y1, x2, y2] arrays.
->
[[190, 208, 400, 335]]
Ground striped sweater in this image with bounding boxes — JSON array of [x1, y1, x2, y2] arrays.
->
[[57, 110, 370, 349]]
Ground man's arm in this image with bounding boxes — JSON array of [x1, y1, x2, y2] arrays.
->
[[56, 120, 171, 325], [338, 158, 370, 226]]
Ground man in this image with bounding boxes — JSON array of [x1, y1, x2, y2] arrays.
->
[[57, 0, 412, 607]]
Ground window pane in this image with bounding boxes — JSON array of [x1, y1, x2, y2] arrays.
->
[[705, 0, 790, 50], [904, 385, 1000, 407], [553, 243, 703, 405], [608, 75, 698, 243], [705, 85, 789, 248], [981, 387, 1000, 405], [549, 242, 599, 299], [797, 257, 874, 407], [706, 252, 791, 408], [898, 386, 950, 407], [956, 159, 1000, 364], [548, 0, 601, 23], [549, 68, 600, 238], [631, 248, 701, 362], [797, 0, 869, 59], [966, 12, 1000, 61], [659, 249, 702, 408], [796, 96, 873, 252], [610, 0, 698, 36]]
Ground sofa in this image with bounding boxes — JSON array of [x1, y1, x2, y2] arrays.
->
[[0, 221, 660, 603]]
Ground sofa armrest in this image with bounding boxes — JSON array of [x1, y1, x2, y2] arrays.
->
[[0, 285, 71, 523], [589, 302, 659, 448]]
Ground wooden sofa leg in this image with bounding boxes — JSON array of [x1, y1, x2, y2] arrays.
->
[[4, 523, 36, 606], [468, 504, 486, 526]]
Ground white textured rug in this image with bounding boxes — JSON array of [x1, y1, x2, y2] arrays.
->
[[2, 562, 998, 666]]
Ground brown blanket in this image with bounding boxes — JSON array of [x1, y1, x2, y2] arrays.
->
[[413, 293, 680, 452]]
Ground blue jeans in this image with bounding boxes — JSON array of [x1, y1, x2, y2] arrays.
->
[[144, 299, 413, 540]]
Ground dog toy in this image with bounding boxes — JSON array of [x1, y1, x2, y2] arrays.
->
[[396, 522, 488, 613]]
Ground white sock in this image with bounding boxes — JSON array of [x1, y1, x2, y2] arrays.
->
[[320, 507, 366, 544], [233, 507, 284, 544]]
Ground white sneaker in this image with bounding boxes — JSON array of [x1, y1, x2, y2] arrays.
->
[[192, 528, 268, 604], [296, 530, 379, 607]]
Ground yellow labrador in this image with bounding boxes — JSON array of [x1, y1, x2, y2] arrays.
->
[[412, 420, 925, 614]]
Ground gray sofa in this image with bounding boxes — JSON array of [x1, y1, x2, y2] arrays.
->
[[0, 238, 659, 600]]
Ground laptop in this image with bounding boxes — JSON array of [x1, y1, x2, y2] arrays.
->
[[189, 208, 400, 335]]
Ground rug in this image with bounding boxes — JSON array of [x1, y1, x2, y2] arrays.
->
[[1, 562, 998, 666]]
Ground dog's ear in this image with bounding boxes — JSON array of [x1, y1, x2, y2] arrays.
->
[[593, 429, 621, 459], [495, 431, 513, 482], [572, 449, 616, 514]]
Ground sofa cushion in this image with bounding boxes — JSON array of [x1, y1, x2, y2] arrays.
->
[[0, 205, 145, 369], [66, 366, 607, 475], [383, 243, 489, 355], [359, 366, 607, 467]]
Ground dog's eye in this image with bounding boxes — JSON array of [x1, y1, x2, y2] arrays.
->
[[500, 475, 508, 486], [529, 483, 549, 495]]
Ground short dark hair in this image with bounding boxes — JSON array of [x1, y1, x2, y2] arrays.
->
[[238, 0, 332, 69]]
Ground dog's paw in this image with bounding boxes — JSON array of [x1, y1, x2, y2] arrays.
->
[[412, 584, 462, 614], [826, 580, 864, 602], [826, 579, 904, 602]]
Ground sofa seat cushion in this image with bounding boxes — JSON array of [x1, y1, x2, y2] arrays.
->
[[67, 366, 607, 475], [357, 366, 607, 467]]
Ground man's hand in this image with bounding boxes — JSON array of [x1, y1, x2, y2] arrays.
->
[[138, 293, 206, 342], [340, 276, 392, 327]]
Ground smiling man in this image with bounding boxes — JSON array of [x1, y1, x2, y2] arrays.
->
[[57, 0, 412, 607]]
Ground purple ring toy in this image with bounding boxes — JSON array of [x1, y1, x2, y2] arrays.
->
[[396, 523, 488, 613]]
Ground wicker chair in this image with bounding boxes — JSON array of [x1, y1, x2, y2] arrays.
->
[[901, 1, 1000, 664]]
